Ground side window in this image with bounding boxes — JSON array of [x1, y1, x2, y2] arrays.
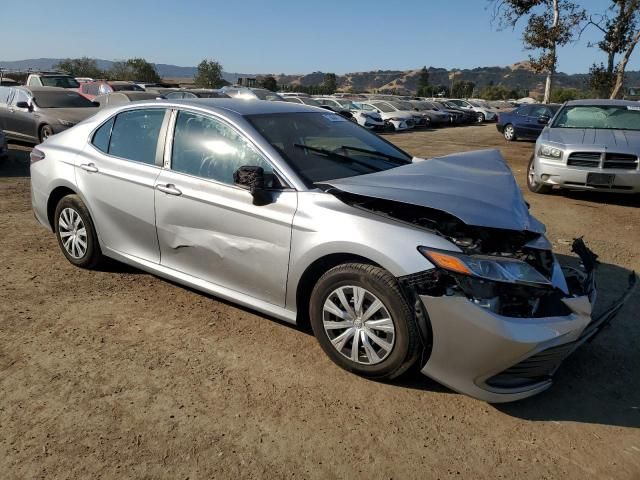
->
[[12, 90, 30, 106], [98, 84, 110, 95], [108, 109, 165, 164], [92, 117, 115, 153], [529, 106, 548, 117], [171, 110, 272, 185], [0, 87, 12, 105], [516, 106, 531, 116]]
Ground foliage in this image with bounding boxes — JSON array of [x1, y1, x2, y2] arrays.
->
[[260, 75, 278, 91], [479, 84, 521, 100], [323, 73, 337, 94], [451, 80, 476, 98], [108, 58, 160, 82], [53, 57, 104, 78], [550, 87, 589, 102], [492, 0, 586, 103], [585, 0, 640, 98], [417, 66, 431, 96], [193, 59, 224, 88]]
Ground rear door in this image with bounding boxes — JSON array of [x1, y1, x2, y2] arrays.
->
[[154, 109, 297, 307], [76, 107, 169, 262]]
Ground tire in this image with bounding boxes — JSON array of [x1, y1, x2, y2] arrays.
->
[[54, 194, 104, 268], [309, 263, 421, 380], [503, 124, 516, 141], [39, 124, 54, 143], [526, 154, 552, 194], [476, 112, 485, 123]]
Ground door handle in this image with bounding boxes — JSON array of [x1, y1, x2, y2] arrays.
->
[[79, 163, 98, 173], [156, 183, 182, 196]]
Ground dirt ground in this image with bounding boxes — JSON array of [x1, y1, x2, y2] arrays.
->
[[1, 125, 638, 479]]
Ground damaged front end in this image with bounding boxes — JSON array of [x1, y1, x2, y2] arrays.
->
[[399, 236, 635, 402], [320, 150, 636, 401]]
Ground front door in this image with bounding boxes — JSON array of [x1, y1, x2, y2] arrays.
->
[[154, 110, 297, 307], [76, 107, 169, 262]]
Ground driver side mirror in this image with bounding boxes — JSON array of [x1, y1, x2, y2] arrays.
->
[[233, 166, 272, 206], [16, 101, 32, 111], [538, 115, 550, 125]]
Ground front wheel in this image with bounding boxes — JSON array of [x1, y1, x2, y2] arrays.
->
[[54, 194, 104, 268], [527, 155, 552, 194], [476, 112, 485, 123], [309, 263, 421, 380]]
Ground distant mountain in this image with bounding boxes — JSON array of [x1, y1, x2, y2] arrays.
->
[[2, 57, 639, 94], [0, 58, 251, 83]]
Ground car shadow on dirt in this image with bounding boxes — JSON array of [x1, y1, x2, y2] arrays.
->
[[559, 189, 640, 208]]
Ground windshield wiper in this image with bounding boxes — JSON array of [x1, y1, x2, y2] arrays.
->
[[337, 145, 410, 165], [293, 144, 382, 172]]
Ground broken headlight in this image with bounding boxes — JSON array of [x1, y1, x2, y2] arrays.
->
[[418, 247, 551, 287]]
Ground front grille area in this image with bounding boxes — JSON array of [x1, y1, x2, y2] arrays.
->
[[604, 152, 639, 170], [567, 152, 600, 167]]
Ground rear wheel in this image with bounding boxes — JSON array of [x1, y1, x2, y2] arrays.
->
[[527, 154, 552, 194], [503, 124, 516, 141], [54, 194, 104, 268], [309, 263, 421, 380]]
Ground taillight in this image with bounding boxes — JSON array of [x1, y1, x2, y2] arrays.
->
[[30, 148, 45, 164]]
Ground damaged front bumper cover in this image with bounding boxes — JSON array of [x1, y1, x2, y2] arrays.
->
[[405, 239, 637, 403]]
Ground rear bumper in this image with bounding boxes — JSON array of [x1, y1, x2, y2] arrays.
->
[[533, 156, 640, 193], [417, 242, 636, 403]]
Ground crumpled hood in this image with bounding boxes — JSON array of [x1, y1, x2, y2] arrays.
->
[[541, 127, 640, 151], [319, 149, 545, 233]]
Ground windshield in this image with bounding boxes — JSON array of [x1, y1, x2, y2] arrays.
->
[[111, 83, 144, 92], [392, 101, 415, 110], [33, 91, 96, 108], [40, 76, 80, 88], [374, 102, 396, 113], [246, 112, 412, 185], [552, 105, 640, 131]]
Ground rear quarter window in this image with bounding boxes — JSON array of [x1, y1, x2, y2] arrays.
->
[[92, 117, 114, 153]]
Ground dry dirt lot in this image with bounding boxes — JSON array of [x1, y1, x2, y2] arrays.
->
[[1, 125, 639, 479]]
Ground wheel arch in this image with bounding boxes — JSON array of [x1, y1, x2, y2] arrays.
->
[[47, 185, 77, 231], [294, 253, 382, 330]]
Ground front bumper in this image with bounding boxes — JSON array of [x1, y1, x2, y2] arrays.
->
[[534, 156, 640, 193], [415, 242, 636, 403]]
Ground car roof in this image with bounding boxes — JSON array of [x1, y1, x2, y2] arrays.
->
[[564, 99, 639, 107], [151, 98, 325, 115]]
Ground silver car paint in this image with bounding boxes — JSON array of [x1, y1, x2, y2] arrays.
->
[[321, 149, 545, 233], [533, 100, 640, 193], [31, 99, 604, 403]]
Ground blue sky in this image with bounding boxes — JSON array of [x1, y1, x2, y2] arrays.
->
[[1, 0, 637, 74]]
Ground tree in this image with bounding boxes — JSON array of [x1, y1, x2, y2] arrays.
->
[[492, 0, 586, 103], [417, 66, 430, 96], [451, 80, 476, 98], [193, 59, 224, 88], [587, 63, 614, 97], [54, 57, 104, 78], [585, 1, 639, 98], [260, 75, 278, 91], [108, 58, 160, 82], [550, 87, 588, 102], [323, 73, 337, 94]]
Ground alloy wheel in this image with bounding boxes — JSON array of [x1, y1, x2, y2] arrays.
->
[[58, 207, 87, 259], [504, 125, 514, 141], [528, 158, 537, 186], [322, 285, 395, 365]]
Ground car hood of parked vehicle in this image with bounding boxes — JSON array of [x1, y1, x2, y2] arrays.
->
[[39, 106, 99, 124], [319, 149, 545, 234], [541, 127, 640, 150]]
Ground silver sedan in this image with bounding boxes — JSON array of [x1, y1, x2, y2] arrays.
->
[[30, 99, 634, 402]]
